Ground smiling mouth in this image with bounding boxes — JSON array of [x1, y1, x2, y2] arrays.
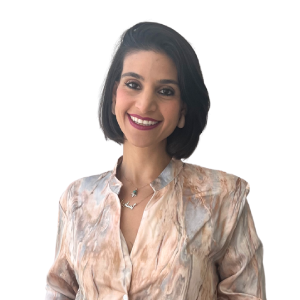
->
[[128, 114, 161, 126]]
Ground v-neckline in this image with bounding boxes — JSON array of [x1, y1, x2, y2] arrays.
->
[[107, 155, 184, 260], [120, 190, 156, 260]]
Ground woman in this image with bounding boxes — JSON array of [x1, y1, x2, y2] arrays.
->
[[45, 22, 266, 300]]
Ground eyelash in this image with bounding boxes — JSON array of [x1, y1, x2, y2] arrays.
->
[[124, 81, 175, 97]]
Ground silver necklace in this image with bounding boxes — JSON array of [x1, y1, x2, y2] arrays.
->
[[120, 191, 154, 210], [122, 173, 151, 198]]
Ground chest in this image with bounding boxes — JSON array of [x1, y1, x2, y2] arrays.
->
[[71, 186, 215, 299], [117, 181, 155, 254], [119, 194, 152, 254]]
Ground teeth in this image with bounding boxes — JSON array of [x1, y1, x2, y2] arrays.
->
[[130, 115, 158, 126]]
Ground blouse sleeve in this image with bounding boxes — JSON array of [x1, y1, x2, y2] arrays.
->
[[215, 180, 266, 299], [45, 185, 79, 300]]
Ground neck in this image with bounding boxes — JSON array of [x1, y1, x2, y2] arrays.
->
[[117, 140, 172, 186]]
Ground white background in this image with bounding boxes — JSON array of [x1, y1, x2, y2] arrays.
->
[[0, 1, 299, 299]]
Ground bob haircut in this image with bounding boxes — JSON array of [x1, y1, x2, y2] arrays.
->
[[98, 21, 210, 160]]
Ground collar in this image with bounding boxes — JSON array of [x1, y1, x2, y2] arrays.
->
[[108, 155, 184, 194]]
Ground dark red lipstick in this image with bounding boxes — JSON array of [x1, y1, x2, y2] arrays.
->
[[128, 113, 160, 122], [127, 114, 162, 131]]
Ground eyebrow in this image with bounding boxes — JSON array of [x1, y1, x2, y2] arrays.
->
[[121, 72, 179, 86]]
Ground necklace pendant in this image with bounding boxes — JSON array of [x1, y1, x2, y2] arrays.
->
[[131, 189, 138, 197], [125, 202, 136, 210], [120, 199, 137, 210]]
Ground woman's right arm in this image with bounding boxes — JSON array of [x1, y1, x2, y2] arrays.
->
[[45, 185, 79, 300]]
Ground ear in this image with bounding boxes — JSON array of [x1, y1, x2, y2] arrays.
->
[[177, 102, 187, 129], [112, 81, 119, 115], [180, 101, 187, 116]]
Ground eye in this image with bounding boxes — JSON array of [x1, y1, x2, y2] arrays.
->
[[125, 81, 140, 90], [124, 81, 175, 97], [159, 88, 174, 97]]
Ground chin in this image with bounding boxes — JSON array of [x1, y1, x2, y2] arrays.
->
[[128, 139, 157, 148], [124, 135, 165, 149]]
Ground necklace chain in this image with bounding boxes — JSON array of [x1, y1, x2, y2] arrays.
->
[[122, 173, 150, 191], [120, 190, 154, 210], [118, 166, 154, 210]]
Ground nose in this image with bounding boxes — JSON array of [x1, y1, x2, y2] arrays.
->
[[134, 88, 157, 114]]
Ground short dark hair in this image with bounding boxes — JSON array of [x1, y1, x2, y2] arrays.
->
[[98, 21, 210, 160]]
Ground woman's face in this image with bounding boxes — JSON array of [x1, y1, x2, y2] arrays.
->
[[112, 50, 185, 149]]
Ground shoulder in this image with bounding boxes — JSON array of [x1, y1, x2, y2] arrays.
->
[[59, 170, 112, 214], [181, 162, 251, 253], [181, 161, 250, 222], [181, 161, 250, 197]]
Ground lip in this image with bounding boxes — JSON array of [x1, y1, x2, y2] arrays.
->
[[128, 113, 160, 122], [127, 114, 161, 131]]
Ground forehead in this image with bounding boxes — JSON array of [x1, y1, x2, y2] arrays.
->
[[122, 50, 178, 79]]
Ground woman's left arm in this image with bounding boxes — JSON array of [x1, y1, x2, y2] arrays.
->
[[214, 180, 267, 299]]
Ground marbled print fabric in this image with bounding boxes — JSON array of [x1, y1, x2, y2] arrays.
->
[[45, 156, 266, 300]]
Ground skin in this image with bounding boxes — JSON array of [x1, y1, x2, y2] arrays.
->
[[112, 50, 187, 187]]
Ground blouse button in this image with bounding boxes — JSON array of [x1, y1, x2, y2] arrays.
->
[[123, 295, 128, 300]]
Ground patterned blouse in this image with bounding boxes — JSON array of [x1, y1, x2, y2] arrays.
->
[[45, 156, 266, 300]]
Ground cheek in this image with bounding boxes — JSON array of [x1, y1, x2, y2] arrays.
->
[[162, 103, 181, 123], [115, 88, 130, 110]]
